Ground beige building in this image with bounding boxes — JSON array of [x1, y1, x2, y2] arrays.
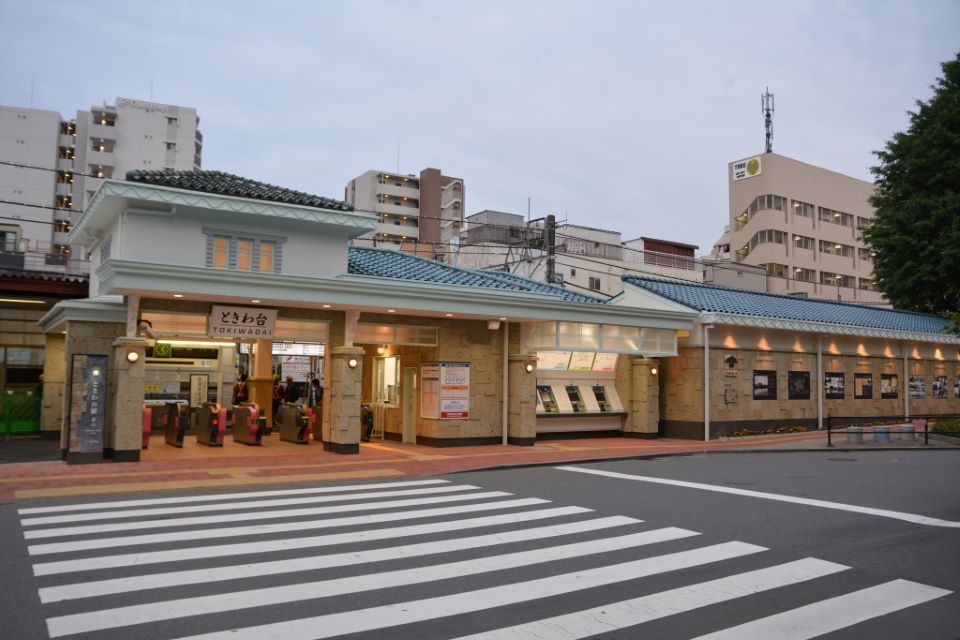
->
[[344, 167, 464, 261], [710, 153, 884, 304]]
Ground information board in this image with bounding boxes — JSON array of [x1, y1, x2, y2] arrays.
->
[[439, 362, 470, 419], [68, 354, 108, 455]]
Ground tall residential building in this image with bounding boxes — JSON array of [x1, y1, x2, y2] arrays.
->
[[0, 97, 200, 411], [459, 210, 701, 298], [710, 152, 884, 304], [344, 167, 464, 260]]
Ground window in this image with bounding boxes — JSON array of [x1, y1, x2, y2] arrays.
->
[[0, 231, 18, 252], [818, 240, 853, 257], [738, 194, 787, 226], [820, 271, 855, 288], [746, 229, 786, 254], [859, 278, 877, 291], [793, 234, 814, 250], [792, 200, 813, 218], [373, 356, 400, 405], [53, 219, 71, 233], [165, 142, 177, 151], [856, 216, 871, 230], [858, 247, 874, 262], [763, 263, 787, 278], [570, 268, 576, 276], [588, 277, 601, 291], [793, 267, 815, 282], [167, 116, 179, 126], [818, 207, 854, 228], [204, 228, 284, 273]]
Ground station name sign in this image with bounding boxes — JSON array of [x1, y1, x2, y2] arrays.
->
[[209, 305, 278, 338]]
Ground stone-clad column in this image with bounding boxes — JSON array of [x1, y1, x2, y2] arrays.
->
[[625, 357, 660, 438], [247, 338, 274, 423], [508, 354, 538, 445], [110, 337, 148, 461], [323, 346, 365, 454]]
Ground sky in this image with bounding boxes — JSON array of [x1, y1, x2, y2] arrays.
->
[[1, 0, 957, 254]]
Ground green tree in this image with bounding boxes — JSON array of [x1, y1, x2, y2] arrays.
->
[[862, 51, 960, 326]]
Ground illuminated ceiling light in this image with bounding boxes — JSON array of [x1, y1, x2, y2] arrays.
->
[[322, 304, 331, 308], [376, 345, 386, 355], [172, 294, 183, 298], [156, 339, 235, 347], [387, 309, 396, 313], [445, 313, 454, 317], [251, 299, 260, 304], [0, 298, 46, 304], [499, 317, 507, 321]]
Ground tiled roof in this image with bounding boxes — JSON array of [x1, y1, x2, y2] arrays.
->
[[0, 270, 88, 284], [348, 247, 605, 303], [624, 276, 954, 335], [125, 170, 353, 211]]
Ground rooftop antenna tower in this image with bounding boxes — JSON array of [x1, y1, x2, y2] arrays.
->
[[762, 87, 775, 153]]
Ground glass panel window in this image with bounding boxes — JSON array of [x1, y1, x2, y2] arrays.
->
[[374, 356, 400, 405], [764, 263, 788, 278], [213, 237, 229, 268], [794, 267, 815, 282], [793, 234, 814, 250], [236, 239, 252, 271], [792, 200, 813, 218], [259, 241, 274, 272], [818, 207, 854, 228], [818, 241, 853, 257]]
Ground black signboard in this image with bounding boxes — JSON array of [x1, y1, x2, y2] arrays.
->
[[825, 372, 845, 400], [752, 370, 777, 400], [68, 354, 108, 462], [788, 371, 811, 400]]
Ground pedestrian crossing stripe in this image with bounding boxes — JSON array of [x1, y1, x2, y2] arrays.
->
[[14, 477, 953, 640]]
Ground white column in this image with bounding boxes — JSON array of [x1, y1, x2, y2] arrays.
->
[[816, 335, 823, 430], [703, 323, 711, 441], [502, 322, 509, 445], [903, 343, 910, 419]]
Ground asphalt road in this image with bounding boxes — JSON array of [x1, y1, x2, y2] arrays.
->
[[1, 450, 957, 639]]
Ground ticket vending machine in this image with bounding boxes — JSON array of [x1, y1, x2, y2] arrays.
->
[[232, 403, 264, 446], [163, 402, 189, 447], [196, 403, 227, 446], [277, 403, 310, 444]]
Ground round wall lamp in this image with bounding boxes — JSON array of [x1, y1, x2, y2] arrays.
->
[[525, 363, 534, 373], [650, 366, 658, 375], [126, 351, 140, 363], [347, 358, 358, 369], [376, 345, 386, 355]]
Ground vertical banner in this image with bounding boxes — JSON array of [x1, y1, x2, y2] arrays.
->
[[439, 362, 470, 419], [68, 354, 108, 456], [190, 374, 209, 408]]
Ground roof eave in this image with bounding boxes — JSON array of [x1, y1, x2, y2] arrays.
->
[[700, 312, 960, 344]]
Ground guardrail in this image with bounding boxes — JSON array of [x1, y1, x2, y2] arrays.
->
[[825, 414, 960, 447]]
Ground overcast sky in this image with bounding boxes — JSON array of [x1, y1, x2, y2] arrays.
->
[[2, 1, 957, 254]]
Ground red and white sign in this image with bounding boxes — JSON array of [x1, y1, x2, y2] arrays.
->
[[439, 362, 470, 419]]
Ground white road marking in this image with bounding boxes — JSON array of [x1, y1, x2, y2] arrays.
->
[[690, 579, 953, 639], [23, 490, 512, 539], [40, 515, 652, 601], [21, 484, 478, 526], [17, 479, 450, 515], [31, 501, 569, 571], [557, 466, 960, 528], [451, 558, 848, 639], [44, 527, 700, 636], [164, 541, 769, 640]]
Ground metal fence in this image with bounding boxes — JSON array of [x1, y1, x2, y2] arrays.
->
[[1, 391, 41, 437], [825, 414, 960, 447]]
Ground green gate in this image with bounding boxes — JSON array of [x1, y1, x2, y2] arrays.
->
[[2, 391, 41, 435]]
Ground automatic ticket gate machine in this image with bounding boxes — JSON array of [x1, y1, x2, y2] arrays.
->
[[196, 402, 227, 446], [163, 402, 189, 447], [277, 403, 310, 444], [232, 402, 264, 446]]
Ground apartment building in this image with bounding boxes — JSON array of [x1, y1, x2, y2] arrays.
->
[[459, 210, 702, 297], [0, 98, 201, 414], [710, 153, 884, 304], [344, 167, 464, 260]]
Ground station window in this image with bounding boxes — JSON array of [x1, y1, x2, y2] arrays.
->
[[204, 228, 285, 273], [373, 356, 400, 405]]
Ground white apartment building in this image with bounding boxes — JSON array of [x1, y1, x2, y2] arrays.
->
[[459, 210, 702, 298], [344, 167, 464, 260], [710, 152, 884, 304]]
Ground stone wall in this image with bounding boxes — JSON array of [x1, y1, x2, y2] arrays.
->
[[41, 333, 66, 435]]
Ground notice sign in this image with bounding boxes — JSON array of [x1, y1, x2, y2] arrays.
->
[[439, 362, 470, 419], [69, 354, 108, 454], [732, 156, 762, 181], [209, 305, 278, 339]]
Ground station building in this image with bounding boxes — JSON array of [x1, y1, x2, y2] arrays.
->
[[37, 171, 960, 464]]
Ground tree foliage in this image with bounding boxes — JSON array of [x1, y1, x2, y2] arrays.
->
[[862, 52, 960, 319]]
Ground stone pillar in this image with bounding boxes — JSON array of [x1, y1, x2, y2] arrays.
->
[[508, 354, 538, 445], [110, 337, 147, 462], [41, 333, 66, 436], [323, 346, 365, 454], [625, 357, 660, 438], [248, 339, 274, 423]]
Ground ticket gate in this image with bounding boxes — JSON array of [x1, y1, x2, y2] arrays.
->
[[277, 403, 309, 444], [164, 402, 189, 448], [309, 402, 323, 441], [232, 403, 264, 446], [196, 403, 227, 446]]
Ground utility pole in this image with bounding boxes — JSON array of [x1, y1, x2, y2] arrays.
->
[[545, 214, 556, 284]]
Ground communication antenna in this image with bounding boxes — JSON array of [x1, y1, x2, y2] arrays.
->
[[762, 87, 775, 153]]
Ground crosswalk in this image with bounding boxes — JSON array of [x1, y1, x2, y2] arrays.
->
[[16, 476, 952, 639]]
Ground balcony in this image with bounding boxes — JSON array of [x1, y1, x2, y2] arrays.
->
[[376, 184, 420, 200], [377, 202, 418, 217], [0, 247, 90, 277], [88, 123, 116, 140], [86, 149, 115, 168]]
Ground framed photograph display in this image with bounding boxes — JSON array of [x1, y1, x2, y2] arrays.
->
[[752, 370, 777, 400], [787, 371, 810, 400], [955, 375, 960, 399], [880, 374, 899, 399], [854, 373, 873, 400], [909, 375, 926, 400], [932, 375, 949, 399], [824, 372, 845, 399]]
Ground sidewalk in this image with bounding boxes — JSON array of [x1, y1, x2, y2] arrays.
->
[[1, 430, 956, 502]]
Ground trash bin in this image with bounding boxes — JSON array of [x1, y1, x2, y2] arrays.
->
[[846, 427, 863, 444], [900, 424, 916, 441], [361, 403, 374, 442], [874, 425, 891, 444]]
